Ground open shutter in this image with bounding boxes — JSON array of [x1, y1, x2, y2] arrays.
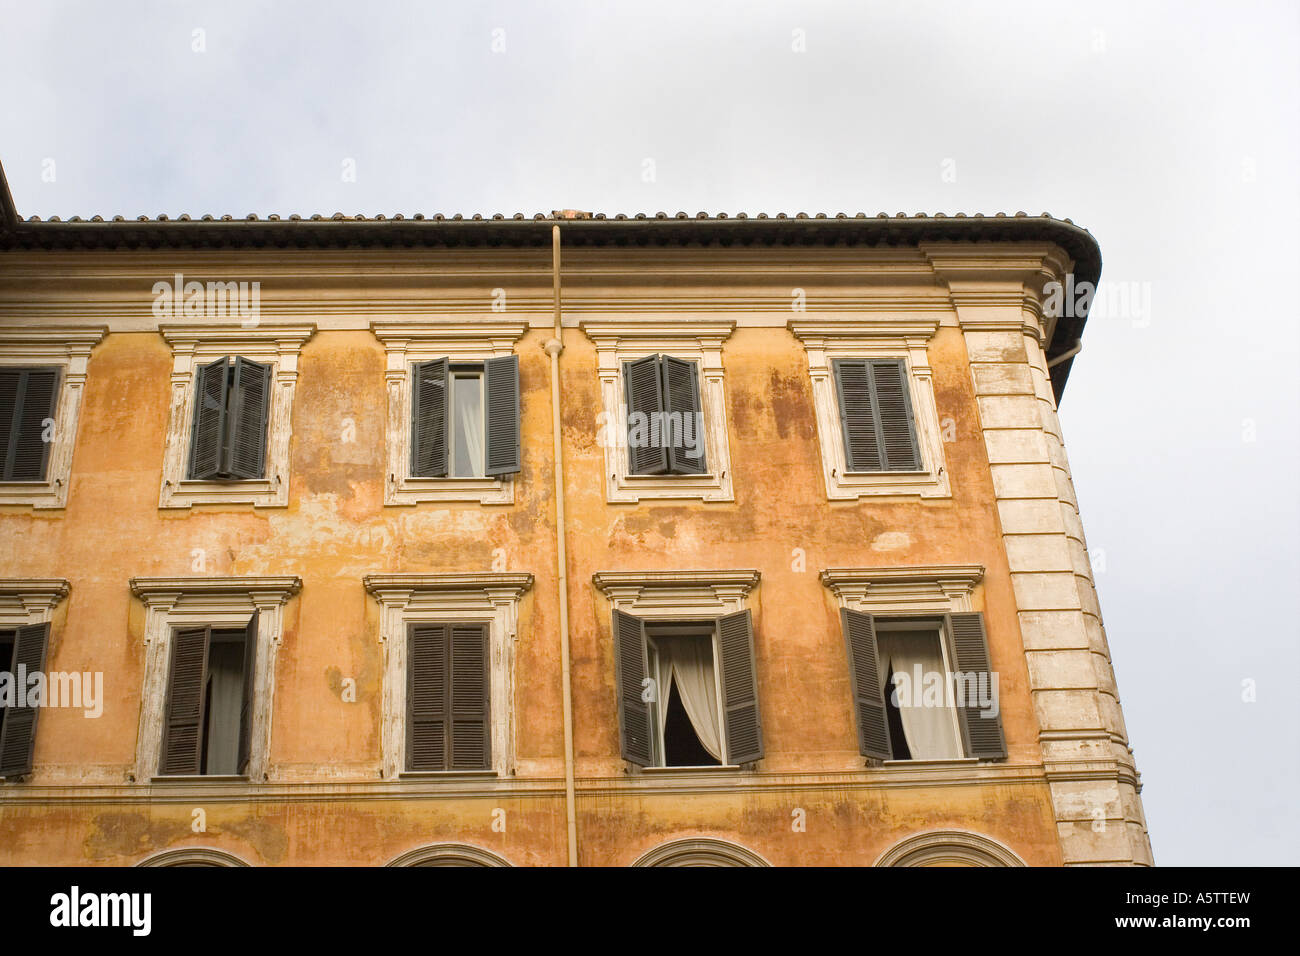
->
[[612, 609, 652, 766], [624, 355, 669, 476], [411, 358, 449, 478], [717, 609, 763, 765], [870, 359, 921, 471], [841, 608, 892, 760], [407, 623, 448, 770], [833, 359, 883, 472], [160, 626, 211, 775], [0, 622, 51, 778], [188, 358, 229, 479], [0, 369, 59, 481], [483, 354, 521, 477], [449, 623, 491, 770], [236, 611, 259, 775], [224, 357, 271, 479], [661, 355, 706, 475], [946, 612, 1007, 760]]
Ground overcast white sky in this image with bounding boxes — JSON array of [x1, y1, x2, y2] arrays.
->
[[2, 0, 1297, 865]]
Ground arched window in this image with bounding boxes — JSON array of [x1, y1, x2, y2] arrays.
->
[[874, 830, 1026, 867], [633, 838, 770, 867], [386, 843, 512, 867], [137, 847, 250, 867]]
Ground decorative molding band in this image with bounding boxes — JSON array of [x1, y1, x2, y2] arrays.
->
[[0, 325, 107, 355], [130, 575, 303, 606], [787, 317, 941, 343], [157, 323, 317, 348], [136, 847, 251, 867], [593, 569, 759, 594], [369, 318, 528, 346], [0, 578, 72, 622], [363, 572, 534, 600], [579, 319, 737, 344], [873, 829, 1027, 867], [386, 843, 513, 867], [632, 838, 771, 867]]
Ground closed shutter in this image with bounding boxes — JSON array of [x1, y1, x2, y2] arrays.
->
[[224, 357, 271, 479], [407, 623, 448, 771], [833, 358, 922, 472], [717, 610, 763, 765], [236, 611, 259, 775], [661, 356, 706, 475], [160, 626, 211, 775], [411, 358, 449, 477], [449, 623, 491, 770], [624, 355, 669, 476], [0, 622, 51, 778], [612, 609, 652, 766], [0, 368, 59, 481], [188, 358, 230, 479], [840, 608, 892, 760], [483, 355, 521, 476], [946, 612, 1007, 760]]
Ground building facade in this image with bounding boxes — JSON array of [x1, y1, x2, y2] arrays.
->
[[0, 196, 1153, 866]]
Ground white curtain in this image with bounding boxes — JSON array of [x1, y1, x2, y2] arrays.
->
[[654, 637, 723, 762], [205, 641, 244, 775], [876, 631, 962, 760], [454, 377, 485, 477]]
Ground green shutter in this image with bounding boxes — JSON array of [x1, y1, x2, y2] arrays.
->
[[0, 368, 59, 482], [407, 623, 448, 770], [224, 357, 271, 479], [236, 611, 258, 775], [870, 359, 922, 471], [612, 609, 652, 766], [661, 355, 706, 475], [160, 626, 211, 775], [188, 358, 229, 479], [717, 609, 763, 765], [624, 355, 669, 476], [449, 623, 491, 770], [841, 608, 892, 760], [483, 355, 521, 477], [0, 622, 51, 778], [946, 612, 1007, 760], [411, 358, 449, 478]]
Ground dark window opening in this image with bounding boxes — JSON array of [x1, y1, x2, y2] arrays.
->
[[882, 664, 912, 761], [199, 630, 246, 776], [661, 678, 720, 768], [0, 631, 14, 741]]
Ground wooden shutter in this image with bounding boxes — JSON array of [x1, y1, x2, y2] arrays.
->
[[483, 355, 521, 476], [160, 626, 211, 775], [188, 358, 229, 479], [236, 611, 259, 775], [224, 357, 271, 479], [870, 359, 922, 471], [449, 623, 491, 770], [841, 608, 892, 760], [624, 355, 669, 476], [0, 368, 59, 481], [717, 610, 763, 765], [661, 355, 706, 475], [411, 358, 449, 478], [407, 623, 448, 770], [946, 612, 1007, 760], [612, 609, 652, 766], [0, 622, 51, 778]]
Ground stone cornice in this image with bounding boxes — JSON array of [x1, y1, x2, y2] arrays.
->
[[158, 323, 316, 348], [0, 578, 71, 616], [369, 318, 528, 346], [788, 316, 941, 344], [592, 569, 759, 595], [363, 572, 534, 601], [580, 318, 736, 347], [0, 325, 106, 356], [820, 566, 984, 611], [129, 575, 303, 606]]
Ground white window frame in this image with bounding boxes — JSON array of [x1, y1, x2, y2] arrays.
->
[[130, 575, 301, 783], [790, 318, 950, 500], [0, 326, 105, 509], [371, 320, 526, 506], [581, 320, 735, 503], [158, 324, 315, 508], [364, 572, 533, 778]]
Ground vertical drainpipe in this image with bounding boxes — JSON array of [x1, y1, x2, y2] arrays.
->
[[546, 222, 579, 866]]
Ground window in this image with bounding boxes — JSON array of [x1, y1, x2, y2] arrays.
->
[[832, 358, 921, 472], [187, 357, 271, 480], [0, 326, 104, 509], [623, 354, 706, 476], [365, 572, 532, 778], [410, 357, 520, 480], [159, 615, 257, 776], [840, 610, 1005, 763], [594, 569, 763, 769], [0, 622, 51, 779], [130, 575, 300, 783], [372, 319, 526, 505], [790, 319, 950, 499], [582, 320, 735, 503], [406, 622, 490, 771], [0, 368, 59, 481], [159, 324, 314, 508]]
